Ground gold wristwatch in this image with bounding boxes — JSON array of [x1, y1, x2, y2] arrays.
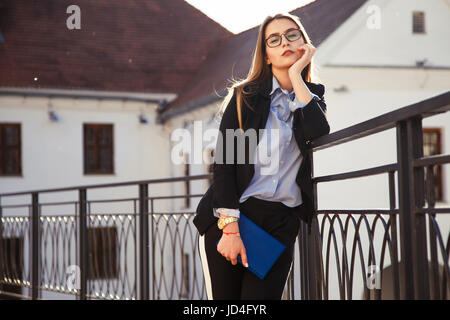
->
[[217, 216, 239, 230]]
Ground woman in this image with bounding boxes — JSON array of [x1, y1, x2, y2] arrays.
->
[[194, 12, 330, 300]]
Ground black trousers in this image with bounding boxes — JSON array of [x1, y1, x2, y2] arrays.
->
[[198, 196, 301, 300]]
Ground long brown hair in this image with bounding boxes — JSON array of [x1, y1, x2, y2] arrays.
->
[[216, 12, 315, 130]]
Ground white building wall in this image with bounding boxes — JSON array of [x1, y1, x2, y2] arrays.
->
[[0, 93, 172, 200], [316, 0, 450, 68]]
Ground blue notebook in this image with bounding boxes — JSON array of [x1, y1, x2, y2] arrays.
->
[[217, 213, 286, 279]]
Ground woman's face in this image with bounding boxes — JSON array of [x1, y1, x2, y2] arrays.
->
[[264, 18, 306, 70]]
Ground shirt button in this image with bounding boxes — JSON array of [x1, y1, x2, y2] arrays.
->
[[272, 179, 276, 183]]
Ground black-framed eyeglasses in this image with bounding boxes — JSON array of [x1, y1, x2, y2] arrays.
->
[[265, 28, 303, 48]]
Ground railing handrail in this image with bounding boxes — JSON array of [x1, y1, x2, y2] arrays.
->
[[312, 91, 450, 151], [0, 174, 211, 197]]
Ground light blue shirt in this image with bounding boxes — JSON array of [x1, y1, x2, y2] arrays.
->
[[213, 75, 319, 218]]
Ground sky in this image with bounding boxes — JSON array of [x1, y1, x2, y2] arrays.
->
[[184, 0, 316, 34]]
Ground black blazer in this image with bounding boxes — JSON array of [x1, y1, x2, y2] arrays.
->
[[193, 70, 330, 236]]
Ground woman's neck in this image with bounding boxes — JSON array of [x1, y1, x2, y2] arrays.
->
[[272, 67, 293, 92]]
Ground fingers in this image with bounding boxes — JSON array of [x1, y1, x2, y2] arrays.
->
[[219, 252, 248, 268], [217, 239, 247, 267], [301, 44, 315, 64], [308, 44, 316, 57], [300, 43, 315, 56], [217, 247, 233, 263], [240, 247, 248, 268], [296, 45, 314, 64], [217, 250, 240, 266], [221, 254, 236, 264]]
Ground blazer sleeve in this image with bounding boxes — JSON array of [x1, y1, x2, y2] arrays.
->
[[296, 83, 330, 142], [212, 88, 241, 210]]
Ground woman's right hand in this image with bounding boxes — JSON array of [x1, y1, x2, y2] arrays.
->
[[217, 222, 248, 267]]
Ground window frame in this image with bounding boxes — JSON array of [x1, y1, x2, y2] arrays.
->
[[83, 123, 114, 175], [0, 123, 22, 176]]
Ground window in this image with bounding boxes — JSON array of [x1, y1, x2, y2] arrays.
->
[[423, 128, 443, 201], [0, 237, 24, 299], [83, 124, 114, 174], [0, 123, 21, 176], [413, 11, 425, 34], [87, 226, 119, 280]]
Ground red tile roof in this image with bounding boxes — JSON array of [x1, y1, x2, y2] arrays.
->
[[161, 0, 368, 120], [0, 0, 231, 93]]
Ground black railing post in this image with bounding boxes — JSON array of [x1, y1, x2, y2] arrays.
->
[[139, 183, 149, 300], [150, 198, 155, 300], [397, 120, 415, 299], [298, 148, 312, 301], [309, 149, 321, 300], [0, 196, 3, 290], [388, 171, 401, 299], [31, 192, 40, 300], [426, 165, 440, 299], [409, 117, 430, 299], [396, 118, 430, 299], [79, 188, 88, 300]]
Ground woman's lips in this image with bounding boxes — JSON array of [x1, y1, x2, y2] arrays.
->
[[282, 50, 294, 56]]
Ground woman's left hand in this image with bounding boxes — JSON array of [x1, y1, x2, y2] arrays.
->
[[288, 43, 316, 75]]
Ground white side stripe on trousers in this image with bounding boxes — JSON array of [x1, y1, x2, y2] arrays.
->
[[198, 234, 213, 300]]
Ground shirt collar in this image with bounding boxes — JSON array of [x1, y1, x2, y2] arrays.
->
[[269, 75, 294, 97]]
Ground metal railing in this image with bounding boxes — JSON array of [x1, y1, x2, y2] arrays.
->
[[293, 90, 450, 300], [0, 91, 449, 300], [0, 177, 210, 300]]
